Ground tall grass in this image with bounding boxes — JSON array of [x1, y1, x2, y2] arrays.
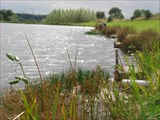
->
[[121, 29, 160, 53], [44, 8, 96, 25], [97, 23, 159, 54], [1, 68, 110, 120], [1, 37, 160, 120], [1, 44, 160, 119]]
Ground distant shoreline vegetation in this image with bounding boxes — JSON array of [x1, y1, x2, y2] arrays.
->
[[0, 9, 46, 24], [43, 8, 96, 25]]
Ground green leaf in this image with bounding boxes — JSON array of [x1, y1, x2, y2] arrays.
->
[[6, 53, 15, 61], [30, 98, 36, 114], [18, 89, 35, 120], [52, 88, 60, 120], [9, 80, 19, 85]]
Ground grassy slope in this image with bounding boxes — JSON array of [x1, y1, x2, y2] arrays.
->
[[49, 14, 160, 32], [107, 20, 160, 32], [76, 19, 160, 32]]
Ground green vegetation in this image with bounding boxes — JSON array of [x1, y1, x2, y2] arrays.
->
[[1, 42, 160, 119], [96, 11, 106, 19], [16, 13, 46, 24], [151, 13, 160, 20], [107, 20, 159, 32], [44, 8, 96, 25], [0, 9, 18, 22], [0, 9, 46, 24], [108, 7, 124, 21], [84, 30, 101, 35], [98, 24, 159, 53], [74, 18, 159, 32], [131, 9, 153, 20], [121, 29, 159, 53]]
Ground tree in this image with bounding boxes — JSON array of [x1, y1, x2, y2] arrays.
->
[[0, 9, 14, 21], [133, 9, 142, 18], [131, 9, 153, 20], [144, 10, 152, 19], [96, 11, 105, 19], [0, 14, 4, 21], [108, 7, 124, 19], [108, 16, 113, 22], [141, 9, 146, 16]]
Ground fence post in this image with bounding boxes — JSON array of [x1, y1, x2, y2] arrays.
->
[[115, 49, 119, 66], [115, 49, 120, 81]]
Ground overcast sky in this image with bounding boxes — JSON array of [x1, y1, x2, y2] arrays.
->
[[1, 0, 160, 18]]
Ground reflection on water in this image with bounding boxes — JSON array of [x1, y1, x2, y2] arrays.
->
[[1, 23, 116, 88]]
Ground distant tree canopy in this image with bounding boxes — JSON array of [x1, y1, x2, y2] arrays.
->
[[16, 13, 46, 22], [107, 16, 113, 22], [96, 11, 106, 19], [131, 9, 153, 20], [144, 10, 152, 19], [108, 7, 124, 20], [0, 9, 46, 23], [0, 9, 14, 21], [44, 8, 96, 24], [133, 9, 142, 18]]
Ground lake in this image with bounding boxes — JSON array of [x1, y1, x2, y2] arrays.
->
[[1, 23, 116, 88]]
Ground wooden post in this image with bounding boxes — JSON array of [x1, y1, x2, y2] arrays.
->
[[115, 49, 119, 66], [115, 49, 120, 81]]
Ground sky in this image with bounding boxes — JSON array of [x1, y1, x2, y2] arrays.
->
[[0, 0, 160, 18]]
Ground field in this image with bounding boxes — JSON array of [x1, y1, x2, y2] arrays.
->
[[76, 19, 160, 32], [108, 20, 159, 32]]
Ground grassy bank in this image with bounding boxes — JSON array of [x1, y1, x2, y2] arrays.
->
[[90, 19, 159, 53], [1, 43, 160, 119], [107, 20, 159, 32], [77, 19, 159, 32]]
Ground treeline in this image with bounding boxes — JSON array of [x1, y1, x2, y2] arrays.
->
[[16, 13, 46, 22], [44, 8, 96, 24], [1, 8, 156, 25], [0, 9, 16, 21], [0, 9, 46, 23], [131, 9, 152, 20]]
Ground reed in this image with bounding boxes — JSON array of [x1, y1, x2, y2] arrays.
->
[[44, 8, 96, 25], [1, 39, 159, 120]]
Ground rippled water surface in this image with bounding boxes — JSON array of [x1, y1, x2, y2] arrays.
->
[[1, 23, 116, 88]]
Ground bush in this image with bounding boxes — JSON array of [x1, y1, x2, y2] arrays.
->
[[105, 26, 121, 37], [96, 11, 106, 19], [116, 26, 136, 42], [121, 29, 159, 53]]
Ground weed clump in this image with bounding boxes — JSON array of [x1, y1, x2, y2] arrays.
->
[[121, 29, 160, 53]]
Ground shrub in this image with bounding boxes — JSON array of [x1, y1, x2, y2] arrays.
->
[[121, 29, 159, 53], [105, 26, 121, 37], [116, 26, 136, 42], [121, 34, 139, 53]]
